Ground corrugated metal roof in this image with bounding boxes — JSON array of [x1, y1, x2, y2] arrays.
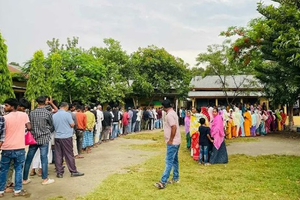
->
[[190, 75, 263, 89], [188, 91, 264, 98]]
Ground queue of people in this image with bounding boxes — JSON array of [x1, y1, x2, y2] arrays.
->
[[0, 96, 170, 197], [184, 103, 287, 166], [0, 97, 86, 197]]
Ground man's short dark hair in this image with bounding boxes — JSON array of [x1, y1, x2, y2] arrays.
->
[[76, 105, 82, 110], [36, 96, 46, 105], [19, 98, 30, 109], [162, 99, 172, 108], [106, 106, 111, 111], [4, 98, 19, 109], [199, 118, 206, 125]]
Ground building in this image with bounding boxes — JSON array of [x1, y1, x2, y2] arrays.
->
[[8, 64, 27, 99], [188, 75, 268, 108]]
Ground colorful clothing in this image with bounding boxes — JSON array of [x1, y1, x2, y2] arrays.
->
[[244, 111, 252, 137], [209, 111, 228, 164], [184, 115, 191, 149], [190, 115, 200, 160], [82, 130, 93, 148]]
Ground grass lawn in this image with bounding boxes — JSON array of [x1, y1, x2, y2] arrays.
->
[[78, 131, 300, 200]]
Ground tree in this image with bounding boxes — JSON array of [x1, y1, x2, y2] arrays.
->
[[188, 66, 206, 78], [46, 52, 63, 101], [9, 62, 20, 66], [196, 42, 256, 106], [224, 1, 300, 130], [0, 32, 15, 103], [129, 45, 191, 105], [89, 38, 129, 104], [25, 50, 47, 107]]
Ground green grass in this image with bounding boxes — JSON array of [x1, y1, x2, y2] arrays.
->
[[77, 131, 300, 200]]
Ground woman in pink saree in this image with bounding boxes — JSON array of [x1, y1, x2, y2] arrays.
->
[[209, 108, 228, 164]]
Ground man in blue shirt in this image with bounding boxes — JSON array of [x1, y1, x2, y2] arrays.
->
[[53, 102, 84, 178]]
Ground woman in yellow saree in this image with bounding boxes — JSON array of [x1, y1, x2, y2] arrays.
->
[[244, 108, 252, 137]]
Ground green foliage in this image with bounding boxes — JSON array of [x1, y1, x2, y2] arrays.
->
[[129, 45, 191, 100], [223, 1, 300, 108], [188, 66, 206, 78], [58, 45, 105, 103], [25, 50, 46, 101], [0, 32, 15, 103], [24, 37, 191, 104], [89, 38, 129, 104], [11, 72, 27, 82], [196, 42, 257, 105], [46, 52, 63, 101], [9, 61, 20, 66]]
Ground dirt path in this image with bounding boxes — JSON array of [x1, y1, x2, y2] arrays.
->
[[1, 137, 158, 200], [227, 133, 300, 156]]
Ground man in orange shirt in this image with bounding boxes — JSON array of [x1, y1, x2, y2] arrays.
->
[[75, 105, 87, 157], [0, 98, 31, 197]]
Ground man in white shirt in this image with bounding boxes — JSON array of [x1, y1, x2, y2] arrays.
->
[[96, 105, 103, 143]]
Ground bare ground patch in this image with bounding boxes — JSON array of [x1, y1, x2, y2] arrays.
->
[[1, 138, 158, 200], [227, 131, 300, 156]]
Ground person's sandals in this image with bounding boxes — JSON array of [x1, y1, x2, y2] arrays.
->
[[38, 169, 42, 177], [154, 182, 166, 189], [4, 187, 14, 193], [167, 179, 180, 184], [30, 171, 36, 176], [0, 193, 4, 198], [13, 189, 30, 197], [22, 179, 31, 185], [41, 178, 55, 185], [75, 155, 84, 159]]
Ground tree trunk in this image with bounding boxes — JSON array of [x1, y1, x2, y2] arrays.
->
[[69, 94, 72, 104], [148, 96, 154, 107], [288, 103, 294, 131], [31, 99, 35, 110], [132, 97, 137, 108]]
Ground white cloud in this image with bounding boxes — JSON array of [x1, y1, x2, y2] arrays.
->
[[0, 0, 268, 67]]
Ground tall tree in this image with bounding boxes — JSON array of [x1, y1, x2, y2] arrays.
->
[[0, 32, 15, 103], [224, 0, 300, 130], [129, 45, 191, 105], [25, 50, 47, 107], [46, 52, 63, 101], [89, 38, 129, 104], [196, 42, 256, 106]]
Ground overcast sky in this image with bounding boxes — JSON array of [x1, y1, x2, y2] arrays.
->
[[0, 0, 274, 67]]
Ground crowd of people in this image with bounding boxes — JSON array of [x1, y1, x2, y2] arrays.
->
[[0, 96, 169, 197], [183, 103, 287, 166], [0, 95, 289, 195]]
